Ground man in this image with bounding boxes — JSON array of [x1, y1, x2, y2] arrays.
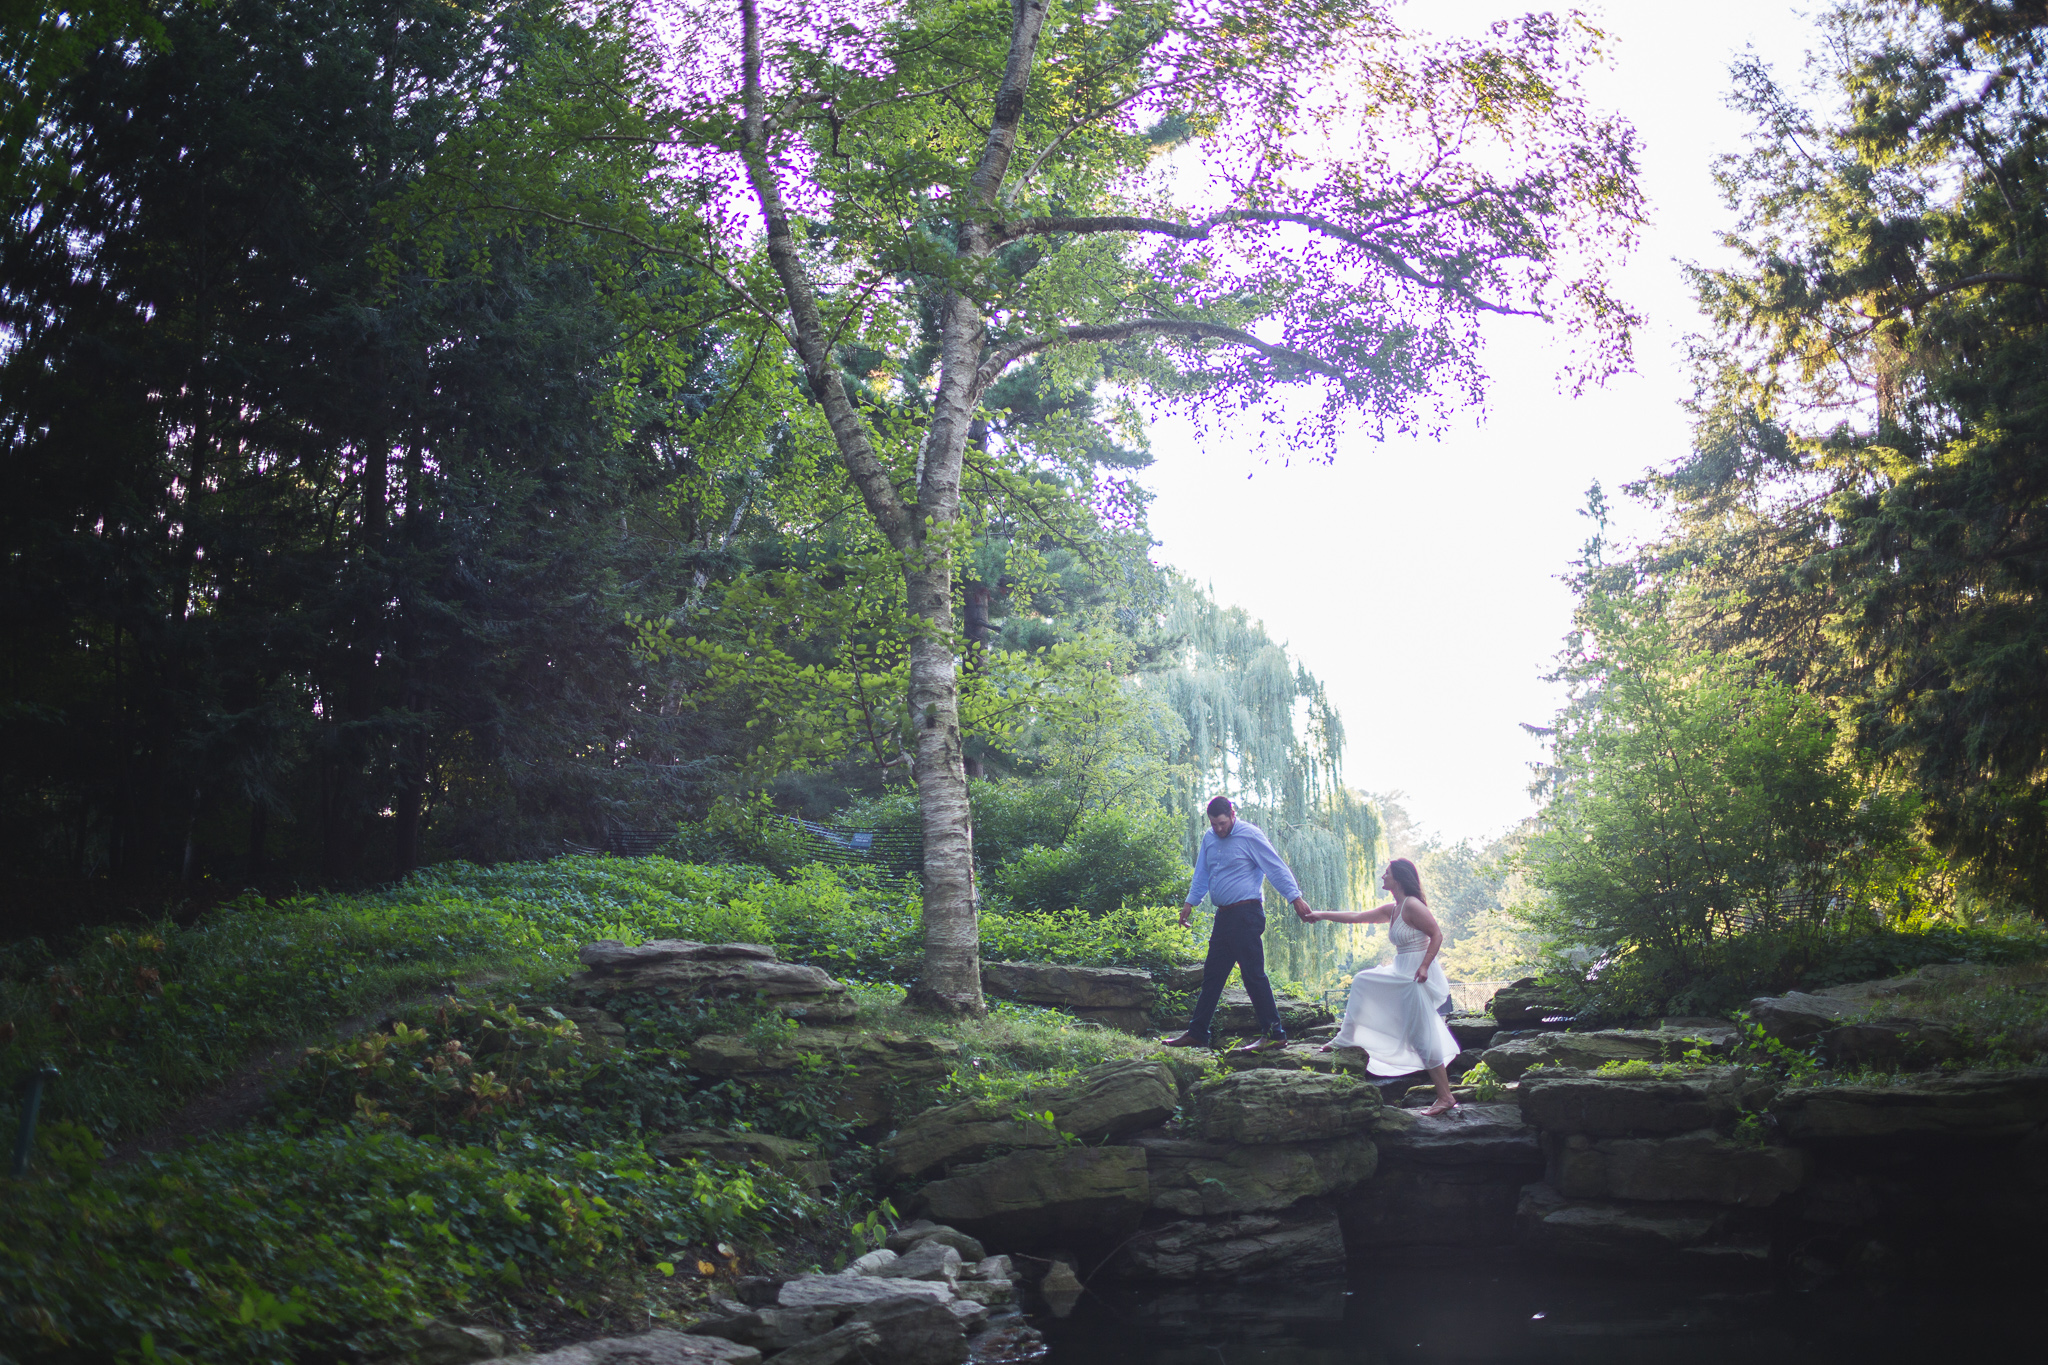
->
[[1164, 795, 1315, 1052]]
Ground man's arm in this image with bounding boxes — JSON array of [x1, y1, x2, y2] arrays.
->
[[1181, 835, 1211, 927], [1242, 824, 1312, 920]]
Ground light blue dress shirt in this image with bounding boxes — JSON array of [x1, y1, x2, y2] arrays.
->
[[1187, 819, 1302, 907]]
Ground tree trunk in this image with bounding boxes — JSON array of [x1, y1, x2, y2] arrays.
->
[[735, 0, 1051, 1015], [905, 562, 981, 1012]]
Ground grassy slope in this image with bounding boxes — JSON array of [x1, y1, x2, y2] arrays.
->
[[0, 857, 1196, 1365]]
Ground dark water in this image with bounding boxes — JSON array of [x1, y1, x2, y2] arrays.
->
[[1037, 1266, 2009, 1365]]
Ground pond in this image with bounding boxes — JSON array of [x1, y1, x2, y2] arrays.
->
[[1037, 1265, 2010, 1365]]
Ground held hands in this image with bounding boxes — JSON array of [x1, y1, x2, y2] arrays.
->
[[1292, 897, 1315, 923]]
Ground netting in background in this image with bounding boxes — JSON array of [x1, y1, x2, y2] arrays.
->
[[563, 818, 923, 877], [560, 828, 675, 858], [784, 818, 923, 877]]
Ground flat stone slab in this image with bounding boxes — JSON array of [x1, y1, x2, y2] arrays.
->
[[687, 1028, 958, 1136], [1479, 1029, 1699, 1081], [1216, 1042, 1372, 1077], [982, 961, 1157, 1010], [1372, 1103, 1540, 1166], [1193, 1068, 1381, 1143], [884, 1058, 1176, 1180], [1517, 1068, 1773, 1137], [1770, 1068, 2048, 1141], [1135, 1132, 1378, 1216], [915, 1146, 1150, 1246], [1207, 987, 1333, 1034], [570, 940, 853, 1022], [478, 1331, 762, 1364], [776, 1275, 956, 1311]]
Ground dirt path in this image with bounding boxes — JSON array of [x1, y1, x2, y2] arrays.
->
[[109, 977, 504, 1165]]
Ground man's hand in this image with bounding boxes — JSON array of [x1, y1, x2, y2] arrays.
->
[[1179, 903, 1195, 928], [1292, 897, 1314, 922]]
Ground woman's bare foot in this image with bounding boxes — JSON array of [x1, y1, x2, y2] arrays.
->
[[1315, 1042, 1336, 1053], [1420, 1097, 1459, 1117]]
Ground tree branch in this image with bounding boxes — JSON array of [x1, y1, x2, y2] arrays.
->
[[736, 0, 916, 551], [990, 208, 1542, 317], [975, 318, 1353, 396]]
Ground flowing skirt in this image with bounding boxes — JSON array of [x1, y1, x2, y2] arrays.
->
[[1331, 949, 1459, 1076]]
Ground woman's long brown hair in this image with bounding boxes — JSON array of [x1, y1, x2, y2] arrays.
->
[[1386, 857, 1427, 904]]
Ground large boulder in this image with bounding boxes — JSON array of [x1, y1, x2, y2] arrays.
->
[[1371, 1103, 1540, 1166], [1770, 1068, 2048, 1141], [1208, 987, 1333, 1035], [1487, 980, 1569, 1028], [475, 1332, 761, 1365], [1546, 1129, 1808, 1207], [1823, 1018, 1965, 1070], [656, 1130, 829, 1194], [1192, 1069, 1380, 1143], [689, 1029, 958, 1136], [1739, 990, 1860, 1045], [1478, 1029, 1697, 1082], [1112, 1207, 1346, 1280], [913, 1146, 1150, 1247], [775, 1276, 956, 1312], [569, 940, 854, 1023], [883, 1059, 1177, 1180], [1515, 1183, 1763, 1267], [838, 1297, 969, 1365], [1135, 1132, 1378, 1216], [1517, 1068, 1770, 1137], [1446, 1014, 1501, 1050]]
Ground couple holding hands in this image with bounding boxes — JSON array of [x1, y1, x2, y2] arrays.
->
[[1162, 796, 1462, 1117]]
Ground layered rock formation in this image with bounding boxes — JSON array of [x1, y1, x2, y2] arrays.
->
[[569, 940, 855, 1023], [689, 1028, 958, 1137]]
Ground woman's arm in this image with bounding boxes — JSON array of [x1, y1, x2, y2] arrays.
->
[[1304, 902, 1397, 925], [1404, 898, 1445, 981]]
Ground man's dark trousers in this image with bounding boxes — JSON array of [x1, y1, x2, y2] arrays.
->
[[1185, 899, 1283, 1041]]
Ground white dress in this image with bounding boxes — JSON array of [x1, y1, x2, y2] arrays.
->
[[1331, 899, 1459, 1075]]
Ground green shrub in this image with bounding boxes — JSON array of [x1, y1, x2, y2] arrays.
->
[[980, 904, 1200, 974], [1541, 920, 2048, 1022], [0, 1118, 786, 1365], [986, 806, 1189, 915]]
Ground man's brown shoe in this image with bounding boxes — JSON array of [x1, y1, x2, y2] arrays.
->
[[1234, 1034, 1288, 1053], [1160, 1032, 1211, 1048]]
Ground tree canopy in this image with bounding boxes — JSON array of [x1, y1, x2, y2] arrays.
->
[[420, 0, 1645, 1008]]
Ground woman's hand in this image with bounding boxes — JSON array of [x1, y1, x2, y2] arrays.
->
[[1301, 909, 1321, 923], [1413, 963, 1430, 983]]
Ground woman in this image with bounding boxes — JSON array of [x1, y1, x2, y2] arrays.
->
[[1303, 858, 1461, 1116]]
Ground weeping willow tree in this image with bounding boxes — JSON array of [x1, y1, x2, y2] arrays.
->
[[1149, 577, 1384, 990]]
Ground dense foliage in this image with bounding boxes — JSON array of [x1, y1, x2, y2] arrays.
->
[[1512, 0, 2048, 1012], [0, 854, 1186, 1362], [1634, 0, 2048, 905], [0, 856, 1196, 1143]]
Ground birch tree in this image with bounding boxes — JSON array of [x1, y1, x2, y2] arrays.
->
[[432, 0, 1644, 1011]]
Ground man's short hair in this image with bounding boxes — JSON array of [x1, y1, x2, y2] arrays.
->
[[1205, 795, 1235, 818]]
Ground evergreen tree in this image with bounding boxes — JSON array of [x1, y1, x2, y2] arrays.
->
[[1647, 0, 2048, 908]]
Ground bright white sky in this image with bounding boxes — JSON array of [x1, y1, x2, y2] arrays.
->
[[1141, 1, 1819, 846]]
